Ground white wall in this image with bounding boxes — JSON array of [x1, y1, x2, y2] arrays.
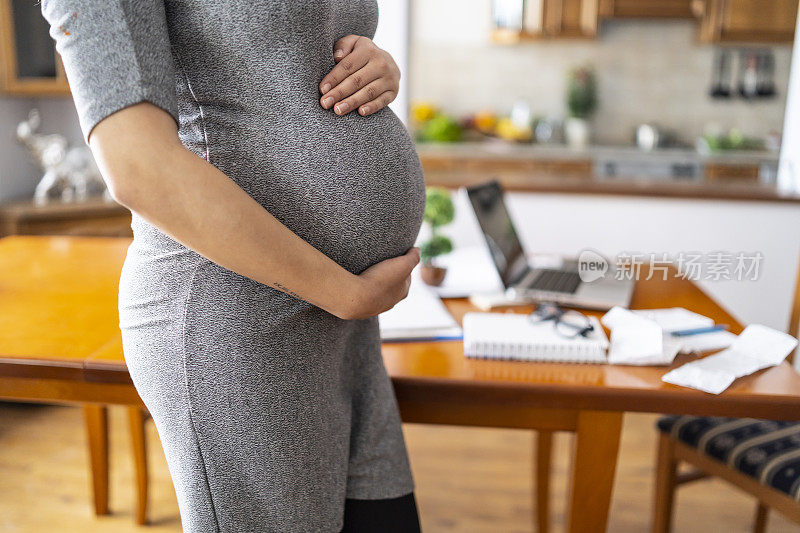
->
[[374, 0, 410, 123], [779, 11, 800, 192], [442, 190, 800, 333]]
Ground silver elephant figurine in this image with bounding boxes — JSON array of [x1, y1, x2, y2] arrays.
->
[[16, 109, 111, 205]]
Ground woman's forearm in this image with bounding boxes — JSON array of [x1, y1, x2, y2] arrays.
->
[[91, 103, 362, 318]]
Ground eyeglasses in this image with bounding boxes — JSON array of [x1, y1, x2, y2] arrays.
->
[[528, 303, 595, 339]]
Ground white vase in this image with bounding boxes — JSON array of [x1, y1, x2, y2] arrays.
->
[[564, 117, 591, 149]]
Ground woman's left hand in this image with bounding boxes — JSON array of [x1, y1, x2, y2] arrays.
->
[[319, 35, 400, 117]]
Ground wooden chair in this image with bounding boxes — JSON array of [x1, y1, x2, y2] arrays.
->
[[650, 259, 800, 533]]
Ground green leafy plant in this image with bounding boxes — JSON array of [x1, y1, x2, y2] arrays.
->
[[420, 187, 455, 265], [566, 66, 597, 119]]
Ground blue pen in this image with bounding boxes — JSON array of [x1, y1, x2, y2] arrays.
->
[[670, 324, 729, 337], [382, 335, 463, 344]]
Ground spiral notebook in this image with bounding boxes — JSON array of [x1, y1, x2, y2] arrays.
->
[[463, 312, 609, 363]]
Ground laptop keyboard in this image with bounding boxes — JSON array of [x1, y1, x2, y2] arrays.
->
[[527, 269, 582, 294]]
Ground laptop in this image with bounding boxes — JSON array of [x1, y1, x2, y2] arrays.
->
[[465, 180, 634, 311]]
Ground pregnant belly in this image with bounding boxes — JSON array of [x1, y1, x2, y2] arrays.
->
[[203, 106, 426, 274]]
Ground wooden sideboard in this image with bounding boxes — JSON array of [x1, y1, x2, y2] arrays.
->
[[0, 197, 131, 238]]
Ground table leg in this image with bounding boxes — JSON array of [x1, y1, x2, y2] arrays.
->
[[127, 406, 149, 525], [535, 430, 553, 533], [83, 404, 109, 516], [652, 433, 678, 533], [565, 410, 623, 533]]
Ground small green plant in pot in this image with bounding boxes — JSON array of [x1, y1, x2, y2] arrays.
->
[[564, 66, 598, 149], [419, 187, 455, 286]]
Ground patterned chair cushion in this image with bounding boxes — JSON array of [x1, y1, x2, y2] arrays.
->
[[658, 416, 800, 500]]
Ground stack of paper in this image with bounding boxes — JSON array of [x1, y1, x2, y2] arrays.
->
[[601, 307, 739, 366], [633, 308, 737, 354], [633, 308, 713, 332], [662, 325, 798, 394], [379, 277, 462, 342]]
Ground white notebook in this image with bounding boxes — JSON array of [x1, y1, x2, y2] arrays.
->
[[463, 312, 609, 363]]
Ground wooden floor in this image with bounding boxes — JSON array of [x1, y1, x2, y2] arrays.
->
[[1, 402, 798, 532]]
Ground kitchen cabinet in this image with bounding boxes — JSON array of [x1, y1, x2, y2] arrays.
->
[[0, 0, 69, 95], [542, 0, 600, 38], [693, 0, 798, 43], [493, 0, 797, 43], [704, 162, 760, 182], [419, 153, 595, 178], [598, 0, 694, 18], [492, 0, 600, 41], [417, 146, 773, 187]]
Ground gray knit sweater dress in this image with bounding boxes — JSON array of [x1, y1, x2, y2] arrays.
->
[[41, 1, 426, 531]]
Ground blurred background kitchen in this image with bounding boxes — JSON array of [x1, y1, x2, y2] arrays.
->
[[399, 0, 800, 337], [4, 1, 800, 531]]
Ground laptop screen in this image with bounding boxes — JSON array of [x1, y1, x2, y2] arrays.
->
[[466, 181, 529, 287]]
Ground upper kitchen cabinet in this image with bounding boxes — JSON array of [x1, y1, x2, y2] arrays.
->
[[492, 0, 600, 41], [0, 0, 70, 95], [693, 0, 798, 43], [598, 0, 694, 18], [543, 0, 600, 37]]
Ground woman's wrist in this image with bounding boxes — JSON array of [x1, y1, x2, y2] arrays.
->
[[323, 269, 367, 320]]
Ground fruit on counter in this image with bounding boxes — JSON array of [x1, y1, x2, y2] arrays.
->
[[495, 117, 532, 142], [700, 128, 765, 152], [418, 115, 462, 143], [472, 110, 498, 134], [411, 102, 438, 124], [458, 110, 498, 141]]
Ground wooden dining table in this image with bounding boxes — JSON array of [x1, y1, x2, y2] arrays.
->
[[2, 234, 800, 532]]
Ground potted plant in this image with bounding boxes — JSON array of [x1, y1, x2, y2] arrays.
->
[[419, 187, 455, 286], [564, 66, 597, 149]]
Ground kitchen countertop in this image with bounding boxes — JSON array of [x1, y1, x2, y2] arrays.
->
[[416, 141, 799, 203], [423, 170, 800, 204], [416, 141, 780, 164]]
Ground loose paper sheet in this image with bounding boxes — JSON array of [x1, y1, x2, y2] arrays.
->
[[602, 307, 679, 365], [661, 324, 798, 394]]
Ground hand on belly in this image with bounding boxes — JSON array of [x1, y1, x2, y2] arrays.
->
[[341, 246, 421, 320], [317, 34, 401, 118]]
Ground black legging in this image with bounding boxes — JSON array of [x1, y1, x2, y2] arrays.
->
[[340, 492, 421, 532]]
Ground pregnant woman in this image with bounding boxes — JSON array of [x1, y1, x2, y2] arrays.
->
[[41, 1, 426, 531]]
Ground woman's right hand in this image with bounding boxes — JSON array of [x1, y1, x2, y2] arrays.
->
[[341, 247, 421, 320]]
